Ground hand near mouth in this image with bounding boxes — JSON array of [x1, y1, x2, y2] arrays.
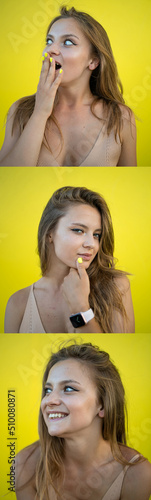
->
[[34, 54, 63, 120], [62, 258, 90, 314]]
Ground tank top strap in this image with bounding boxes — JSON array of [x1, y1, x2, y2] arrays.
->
[[102, 454, 140, 500], [19, 283, 46, 333]]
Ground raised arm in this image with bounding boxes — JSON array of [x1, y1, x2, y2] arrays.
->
[[62, 261, 134, 333], [0, 56, 63, 166]]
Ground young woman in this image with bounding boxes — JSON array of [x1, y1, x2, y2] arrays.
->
[[5, 186, 135, 333], [15, 342, 151, 500], [0, 6, 136, 167]]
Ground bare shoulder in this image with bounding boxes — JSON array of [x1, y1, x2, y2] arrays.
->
[[119, 104, 136, 142], [7, 286, 31, 310], [113, 275, 135, 333], [15, 442, 40, 499], [118, 445, 151, 499], [114, 275, 130, 294], [119, 104, 136, 125], [5, 285, 31, 333], [15, 441, 40, 475], [122, 456, 151, 500]]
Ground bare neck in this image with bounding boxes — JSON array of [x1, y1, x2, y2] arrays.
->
[[64, 429, 113, 469], [56, 80, 94, 110]]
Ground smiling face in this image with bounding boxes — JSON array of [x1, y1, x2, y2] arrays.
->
[[41, 358, 102, 438], [44, 18, 99, 84], [48, 203, 102, 271]]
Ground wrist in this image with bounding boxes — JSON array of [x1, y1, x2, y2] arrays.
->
[[33, 108, 50, 124], [69, 308, 94, 329], [70, 303, 90, 315]]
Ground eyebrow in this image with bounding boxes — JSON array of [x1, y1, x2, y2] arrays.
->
[[45, 379, 81, 386], [47, 33, 80, 40], [71, 223, 102, 231]]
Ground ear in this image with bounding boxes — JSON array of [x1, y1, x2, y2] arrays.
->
[[89, 57, 100, 71], [48, 233, 53, 243], [98, 407, 104, 418]]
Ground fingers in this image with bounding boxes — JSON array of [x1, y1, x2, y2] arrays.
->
[[40, 52, 51, 85], [76, 258, 86, 278], [47, 57, 63, 89], [40, 54, 63, 90]]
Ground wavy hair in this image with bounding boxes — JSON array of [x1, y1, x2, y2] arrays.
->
[[38, 186, 128, 333], [11, 6, 131, 146], [37, 342, 128, 499]]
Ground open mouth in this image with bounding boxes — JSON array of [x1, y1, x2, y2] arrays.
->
[[55, 62, 62, 70]]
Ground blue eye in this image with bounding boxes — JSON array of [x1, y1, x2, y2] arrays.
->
[[71, 228, 83, 234], [64, 39, 74, 46], [94, 233, 101, 240], [44, 387, 52, 394], [64, 386, 78, 392], [46, 38, 52, 45]]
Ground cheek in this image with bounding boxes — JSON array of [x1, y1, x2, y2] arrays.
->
[[40, 398, 46, 413]]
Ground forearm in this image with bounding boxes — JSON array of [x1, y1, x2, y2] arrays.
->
[[0, 111, 47, 166]]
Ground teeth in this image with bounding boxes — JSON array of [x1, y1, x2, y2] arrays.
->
[[48, 413, 66, 419]]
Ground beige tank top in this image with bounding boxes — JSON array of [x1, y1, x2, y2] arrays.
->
[[101, 454, 140, 500], [19, 284, 46, 333], [37, 125, 121, 167]]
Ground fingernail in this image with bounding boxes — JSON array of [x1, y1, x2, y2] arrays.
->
[[59, 68, 63, 74], [42, 55, 45, 61], [44, 52, 48, 57], [77, 257, 83, 263], [50, 57, 52, 63]]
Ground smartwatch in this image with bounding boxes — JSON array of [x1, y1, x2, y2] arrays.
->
[[69, 308, 94, 328]]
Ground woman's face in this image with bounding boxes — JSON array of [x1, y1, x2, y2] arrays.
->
[[41, 358, 102, 438], [44, 18, 95, 84], [49, 203, 102, 270]]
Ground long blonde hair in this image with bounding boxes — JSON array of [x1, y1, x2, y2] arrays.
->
[[11, 6, 131, 142], [38, 186, 128, 333], [37, 342, 128, 499]]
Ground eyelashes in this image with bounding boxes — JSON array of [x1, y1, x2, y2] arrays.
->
[[46, 38, 76, 46], [71, 228, 101, 240], [44, 385, 79, 395]]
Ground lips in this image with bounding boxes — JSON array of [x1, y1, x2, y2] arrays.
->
[[78, 254, 92, 260]]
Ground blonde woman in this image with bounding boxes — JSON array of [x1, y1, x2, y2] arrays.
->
[[5, 186, 135, 333], [15, 343, 151, 499], [0, 7, 136, 167]]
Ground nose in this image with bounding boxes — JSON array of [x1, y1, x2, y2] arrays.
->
[[83, 233, 95, 248], [47, 42, 60, 57], [44, 390, 61, 406]]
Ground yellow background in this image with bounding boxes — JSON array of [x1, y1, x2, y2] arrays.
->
[[0, 166, 151, 333], [0, 0, 151, 165], [0, 333, 151, 497]]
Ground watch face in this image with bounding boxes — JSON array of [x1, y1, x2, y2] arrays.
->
[[70, 313, 86, 328]]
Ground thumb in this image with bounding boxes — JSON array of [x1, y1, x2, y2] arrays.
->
[[76, 257, 86, 278]]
